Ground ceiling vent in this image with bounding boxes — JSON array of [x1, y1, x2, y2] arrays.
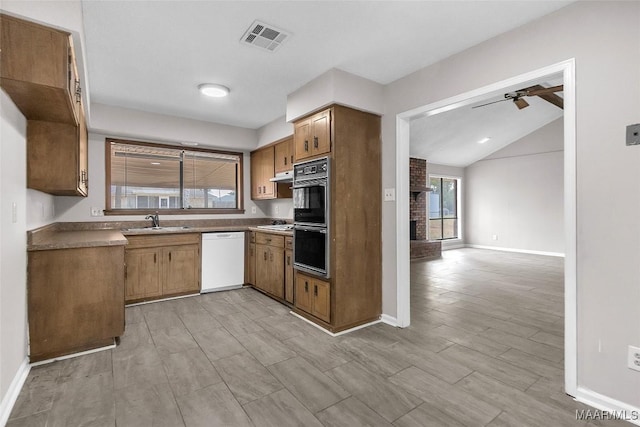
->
[[241, 20, 289, 52]]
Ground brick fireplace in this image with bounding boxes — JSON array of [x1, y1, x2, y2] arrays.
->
[[409, 157, 441, 259]]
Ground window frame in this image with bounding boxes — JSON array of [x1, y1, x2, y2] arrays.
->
[[104, 138, 244, 215], [428, 175, 461, 241]]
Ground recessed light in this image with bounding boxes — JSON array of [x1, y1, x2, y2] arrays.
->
[[198, 83, 230, 98], [181, 141, 199, 146], [478, 137, 491, 144], [150, 162, 161, 165]]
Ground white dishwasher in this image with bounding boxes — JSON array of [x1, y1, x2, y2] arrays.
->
[[201, 232, 245, 293]]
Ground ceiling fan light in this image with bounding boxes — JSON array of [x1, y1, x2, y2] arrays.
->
[[514, 98, 529, 110], [198, 83, 230, 98]]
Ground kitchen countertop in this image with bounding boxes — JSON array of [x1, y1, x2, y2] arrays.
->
[[27, 219, 292, 251]]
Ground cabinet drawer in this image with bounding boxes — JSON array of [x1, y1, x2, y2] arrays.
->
[[285, 236, 293, 250], [255, 232, 284, 248], [126, 233, 200, 249]]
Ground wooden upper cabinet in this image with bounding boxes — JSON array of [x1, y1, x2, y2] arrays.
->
[[1, 14, 80, 124], [250, 144, 292, 200], [2, 14, 88, 197], [274, 137, 294, 174], [294, 108, 331, 161]]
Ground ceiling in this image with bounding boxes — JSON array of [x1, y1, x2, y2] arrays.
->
[[410, 76, 564, 168], [81, 1, 572, 130]]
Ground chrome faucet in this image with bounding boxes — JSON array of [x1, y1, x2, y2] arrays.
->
[[145, 212, 160, 228]]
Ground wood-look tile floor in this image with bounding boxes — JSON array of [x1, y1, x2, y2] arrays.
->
[[8, 248, 631, 426]]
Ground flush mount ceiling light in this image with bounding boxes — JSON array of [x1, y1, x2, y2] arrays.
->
[[198, 83, 230, 98], [478, 137, 491, 144], [181, 141, 199, 146]]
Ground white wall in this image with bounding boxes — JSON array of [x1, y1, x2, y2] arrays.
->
[[257, 115, 293, 148], [0, 91, 29, 417], [382, 1, 640, 408], [465, 119, 564, 254]]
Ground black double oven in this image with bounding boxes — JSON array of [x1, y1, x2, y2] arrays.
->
[[293, 157, 330, 278]]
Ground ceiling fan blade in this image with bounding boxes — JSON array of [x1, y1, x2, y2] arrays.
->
[[514, 98, 529, 109], [471, 98, 509, 109], [524, 84, 563, 96], [525, 84, 564, 109]]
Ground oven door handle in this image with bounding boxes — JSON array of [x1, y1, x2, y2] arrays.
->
[[294, 225, 327, 233], [292, 179, 327, 189]]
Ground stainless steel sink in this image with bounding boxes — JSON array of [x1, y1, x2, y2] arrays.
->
[[124, 226, 191, 232]]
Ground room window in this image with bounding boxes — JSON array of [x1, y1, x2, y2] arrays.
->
[[429, 176, 459, 240], [106, 139, 243, 214]]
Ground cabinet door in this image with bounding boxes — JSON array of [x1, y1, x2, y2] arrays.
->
[[255, 244, 270, 293], [311, 110, 331, 156], [269, 248, 285, 299], [312, 279, 331, 323], [246, 242, 256, 286], [77, 103, 88, 196], [125, 248, 162, 303], [274, 138, 293, 174], [284, 249, 294, 304], [162, 244, 200, 295], [294, 272, 312, 314], [261, 146, 275, 198], [294, 119, 311, 161]]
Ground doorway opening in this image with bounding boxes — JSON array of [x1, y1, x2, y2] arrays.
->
[[394, 59, 576, 396]]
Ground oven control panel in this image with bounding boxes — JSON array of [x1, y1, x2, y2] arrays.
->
[[294, 157, 329, 182]]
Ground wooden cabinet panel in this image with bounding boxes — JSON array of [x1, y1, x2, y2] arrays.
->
[[124, 233, 201, 304], [256, 232, 284, 248], [255, 244, 271, 294], [285, 249, 294, 304], [253, 231, 287, 300], [247, 242, 256, 286], [125, 248, 162, 301], [294, 273, 312, 314], [294, 271, 330, 323], [0, 14, 78, 124], [162, 244, 200, 295], [294, 108, 331, 161], [312, 280, 331, 323], [269, 249, 285, 299], [310, 110, 331, 157], [251, 147, 275, 199], [274, 137, 293, 174], [28, 246, 125, 362], [294, 119, 312, 160]]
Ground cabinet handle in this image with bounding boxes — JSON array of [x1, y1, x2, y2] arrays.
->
[[154, 253, 156, 263], [291, 155, 294, 164], [314, 285, 318, 296], [270, 252, 273, 262], [258, 186, 261, 194], [264, 251, 267, 261], [304, 140, 309, 152], [263, 185, 266, 193], [284, 157, 287, 165], [124, 264, 127, 279], [304, 281, 308, 292], [75, 80, 82, 103], [169, 252, 172, 262], [287, 255, 290, 266], [313, 136, 318, 149]]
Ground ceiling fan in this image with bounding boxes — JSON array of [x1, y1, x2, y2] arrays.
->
[[473, 84, 564, 110]]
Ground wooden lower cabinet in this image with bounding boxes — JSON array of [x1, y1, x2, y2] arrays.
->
[[284, 248, 294, 304], [294, 272, 331, 323], [124, 233, 201, 304], [248, 231, 292, 302], [27, 245, 125, 362]]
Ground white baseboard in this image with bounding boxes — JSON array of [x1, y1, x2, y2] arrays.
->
[[289, 311, 381, 337], [0, 357, 30, 427], [30, 342, 115, 367], [381, 314, 399, 327], [574, 387, 640, 426], [465, 244, 565, 258]]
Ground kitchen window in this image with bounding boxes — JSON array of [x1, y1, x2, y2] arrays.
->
[[429, 176, 459, 240], [105, 139, 243, 214]]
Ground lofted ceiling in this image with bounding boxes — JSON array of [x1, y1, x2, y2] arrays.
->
[[81, 1, 572, 130], [410, 76, 564, 168]]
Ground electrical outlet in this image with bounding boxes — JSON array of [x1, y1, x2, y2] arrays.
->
[[251, 206, 257, 214], [492, 234, 498, 241], [90, 207, 103, 217], [275, 205, 279, 215], [628, 345, 640, 372], [626, 124, 640, 146], [384, 188, 395, 201]]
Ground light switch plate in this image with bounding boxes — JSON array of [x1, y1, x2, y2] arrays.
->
[[626, 124, 640, 146]]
